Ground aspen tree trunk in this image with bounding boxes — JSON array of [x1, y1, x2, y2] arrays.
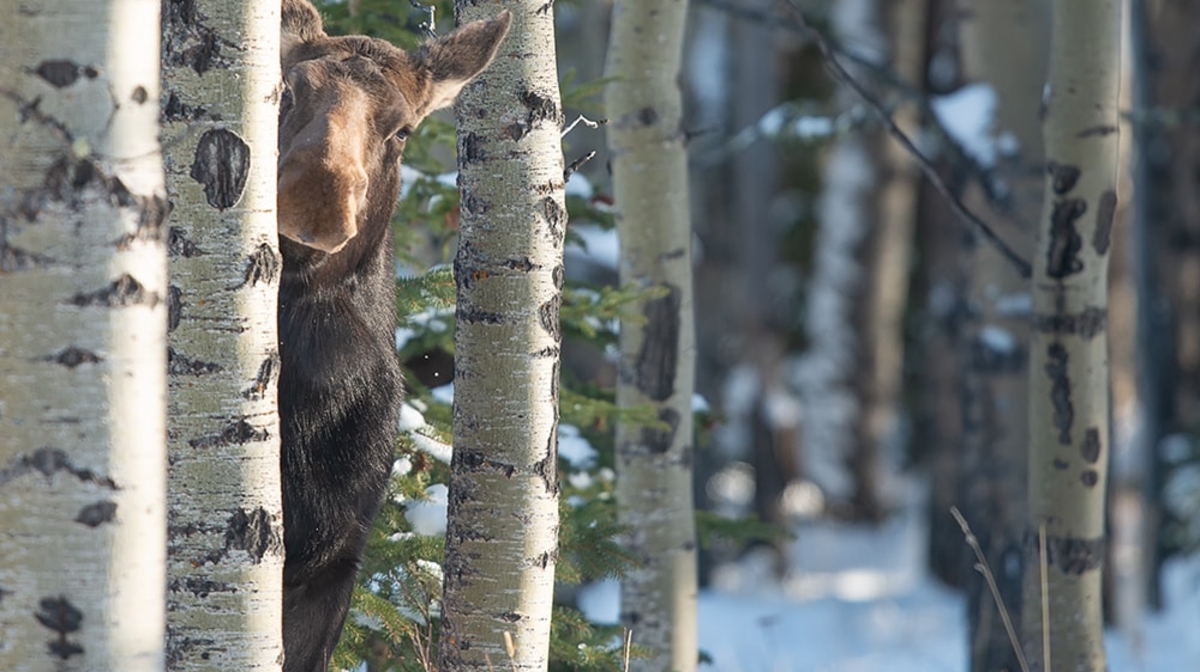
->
[[438, 3, 563, 671], [160, 1, 284, 668], [605, 1, 698, 671], [1022, 1, 1121, 670], [957, 2, 1048, 669], [0, 1, 168, 669]]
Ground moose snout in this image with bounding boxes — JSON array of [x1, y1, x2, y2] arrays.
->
[[277, 137, 369, 254]]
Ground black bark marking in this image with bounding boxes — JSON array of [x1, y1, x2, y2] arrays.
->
[[162, 0, 232, 75], [242, 352, 279, 400], [33, 60, 96, 88], [539, 297, 561, 341], [521, 90, 561, 127], [240, 242, 280, 287], [552, 264, 564, 290], [505, 122, 526, 142], [499, 611, 522, 623], [167, 284, 183, 332], [168, 576, 236, 598], [1, 244, 55, 272], [969, 333, 1026, 374], [0, 447, 117, 489], [1032, 307, 1106, 339], [1046, 198, 1086, 278], [638, 106, 659, 126], [456, 306, 506, 324], [1047, 162, 1081, 195], [460, 131, 485, 161], [190, 128, 250, 210], [162, 91, 212, 122], [1077, 124, 1118, 138], [635, 285, 681, 401], [1080, 470, 1099, 488], [188, 418, 269, 448], [1044, 343, 1073, 445], [225, 507, 277, 562], [1053, 458, 1069, 470], [1081, 427, 1101, 464], [48, 347, 102, 368], [1026, 531, 1105, 574], [35, 596, 84, 659], [167, 347, 222, 376], [1094, 190, 1116, 255], [641, 407, 681, 454], [75, 500, 117, 527], [69, 273, 158, 308], [503, 257, 535, 272], [168, 226, 204, 258], [542, 196, 565, 244], [131, 86, 148, 104]]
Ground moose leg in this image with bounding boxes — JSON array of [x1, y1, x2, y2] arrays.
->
[[283, 556, 360, 672]]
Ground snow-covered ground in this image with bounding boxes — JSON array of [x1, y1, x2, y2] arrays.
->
[[578, 500, 1200, 672]]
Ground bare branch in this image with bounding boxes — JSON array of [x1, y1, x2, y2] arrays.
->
[[409, 0, 437, 39], [777, 0, 1032, 278]]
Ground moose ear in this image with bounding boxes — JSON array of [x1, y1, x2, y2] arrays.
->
[[282, 0, 326, 66], [416, 11, 512, 114]]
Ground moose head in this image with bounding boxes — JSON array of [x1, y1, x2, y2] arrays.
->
[[278, 0, 511, 256]]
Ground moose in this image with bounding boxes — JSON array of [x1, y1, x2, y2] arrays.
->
[[276, 2, 510, 669]]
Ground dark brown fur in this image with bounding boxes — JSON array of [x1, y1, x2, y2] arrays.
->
[[276, 3, 509, 670]]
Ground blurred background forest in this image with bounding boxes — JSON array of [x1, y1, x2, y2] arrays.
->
[[318, 0, 1200, 670]]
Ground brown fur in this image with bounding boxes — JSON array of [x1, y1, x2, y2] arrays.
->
[[276, 2, 509, 671]]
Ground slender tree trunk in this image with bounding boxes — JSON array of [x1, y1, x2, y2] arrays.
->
[[1022, 1, 1121, 670], [605, 1, 698, 671], [438, 3, 564, 671], [956, 2, 1048, 669], [160, 1, 285, 668], [0, 1, 168, 669]]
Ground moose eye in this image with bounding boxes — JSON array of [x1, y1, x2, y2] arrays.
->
[[394, 126, 412, 142]]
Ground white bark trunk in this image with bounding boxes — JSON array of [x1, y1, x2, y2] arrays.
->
[[1023, 1, 1121, 670], [161, 1, 284, 669], [605, 1, 699, 670], [0, 1, 167, 669], [438, 3, 564, 671]]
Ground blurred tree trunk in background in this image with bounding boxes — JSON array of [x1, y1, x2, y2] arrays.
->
[[915, 0, 968, 589], [1132, 0, 1200, 612], [161, 0, 285, 668], [606, 2, 699, 670], [956, 2, 1047, 670], [439, 3, 564, 671], [1021, 1, 1121, 670], [0, 1, 168, 668], [799, 0, 921, 523]]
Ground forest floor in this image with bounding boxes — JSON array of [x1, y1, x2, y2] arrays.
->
[[577, 496, 1200, 672]]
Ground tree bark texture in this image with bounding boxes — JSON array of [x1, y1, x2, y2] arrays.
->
[[160, 0, 285, 669], [1022, 1, 1121, 670], [605, 1, 699, 671], [0, 1, 168, 669], [438, 3, 564, 672], [956, 1, 1048, 670]]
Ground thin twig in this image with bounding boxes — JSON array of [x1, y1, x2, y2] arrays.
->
[[777, 0, 1033, 279], [409, 0, 437, 38], [622, 628, 633, 672], [950, 507, 1032, 672], [1039, 522, 1051, 672], [564, 150, 596, 182], [561, 113, 606, 138]]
